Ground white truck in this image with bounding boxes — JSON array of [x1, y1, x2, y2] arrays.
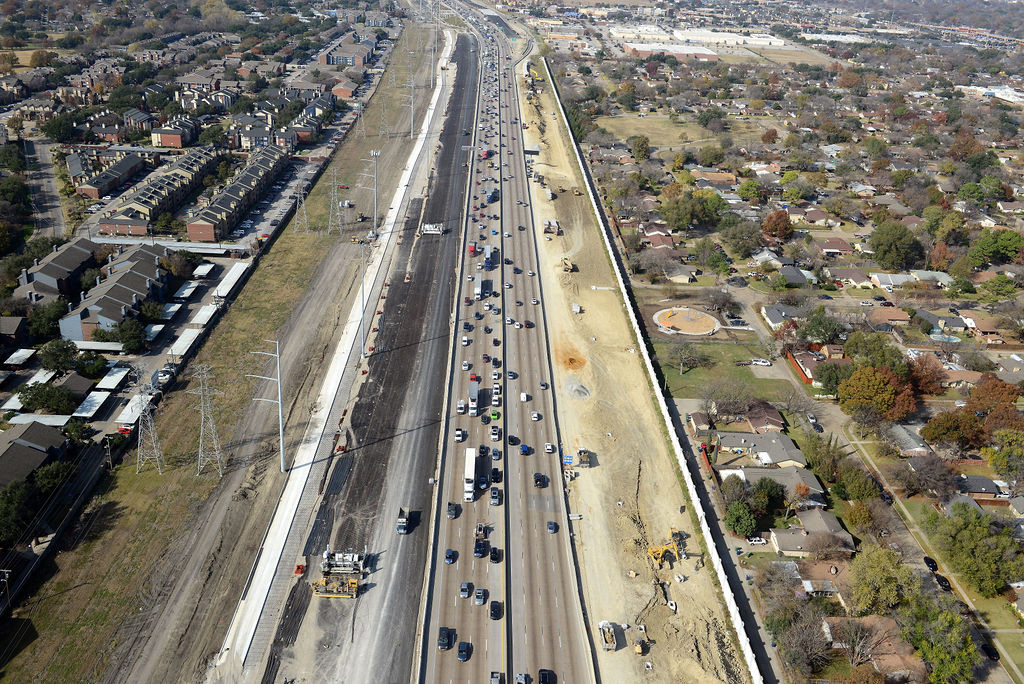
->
[[464, 448, 476, 502], [469, 380, 480, 416]]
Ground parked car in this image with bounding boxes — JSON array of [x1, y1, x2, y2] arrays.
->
[[923, 556, 938, 572], [750, 359, 772, 366], [747, 536, 767, 545], [934, 574, 952, 592]]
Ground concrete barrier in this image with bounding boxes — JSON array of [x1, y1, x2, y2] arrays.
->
[[542, 56, 763, 684]]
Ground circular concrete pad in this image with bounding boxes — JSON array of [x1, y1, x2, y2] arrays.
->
[[653, 307, 720, 336]]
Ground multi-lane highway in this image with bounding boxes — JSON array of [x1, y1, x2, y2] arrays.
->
[[421, 13, 592, 684]]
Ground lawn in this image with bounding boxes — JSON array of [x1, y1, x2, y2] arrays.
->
[[592, 112, 770, 154], [652, 339, 793, 402]]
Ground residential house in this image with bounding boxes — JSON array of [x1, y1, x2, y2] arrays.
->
[[744, 400, 786, 434], [778, 265, 808, 286], [789, 349, 851, 386], [826, 266, 871, 288], [910, 270, 955, 289], [0, 317, 28, 349], [715, 431, 805, 466], [14, 237, 98, 304], [751, 247, 794, 269], [957, 473, 1003, 500], [769, 508, 855, 557], [866, 307, 911, 332], [962, 313, 1004, 344], [870, 272, 916, 290], [122, 108, 157, 131], [0, 421, 69, 488], [815, 237, 854, 257], [760, 304, 801, 331], [888, 424, 932, 458], [915, 309, 966, 333], [1008, 496, 1024, 518], [717, 466, 825, 505], [943, 493, 984, 516], [663, 262, 699, 283]]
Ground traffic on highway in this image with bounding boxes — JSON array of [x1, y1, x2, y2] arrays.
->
[[422, 12, 590, 684]]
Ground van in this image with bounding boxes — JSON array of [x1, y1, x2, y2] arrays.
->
[[520, 392, 528, 402]]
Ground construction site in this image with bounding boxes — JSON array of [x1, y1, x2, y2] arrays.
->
[[514, 55, 748, 683]]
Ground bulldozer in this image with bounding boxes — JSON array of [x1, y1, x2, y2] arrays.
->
[[647, 529, 684, 568], [572, 187, 583, 196]]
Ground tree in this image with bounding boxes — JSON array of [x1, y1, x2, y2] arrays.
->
[[29, 49, 56, 67], [724, 501, 758, 538], [0, 142, 24, 172], [925, 503, 1024, 597], [27, 298, 69, 340], [629, 135, 650, 162], [800, 306, 845, 344], [719, 221, 762, 258], [670, 341, 712, 374], [869, 221, 923, 270], [750, 477, 785, 516], [38, 338, 79, 373], [838, 462, 879, 501], [838, 366, 915, 422], [803, 433, 844, 483], [761, 210, 792, 242], [968, 228, 1023, 265], [863, 137, 888, 159], [761, 128, 778, 144], [17, 383, 77, 414], [908, 354, 945, 396], [967, 373, 1020, 414], [6, 114, 22, 140], [982, 429, 1024, 494], [697, 106, 725, 128], [721, 474, 748, 506], [198, 123, 225, 146], [76, 351, 108, 379], [899, 594, 979, 684], [979, 274, 1019, 303], [920, 410, 986, 457], [697, 145, 724, 167], [843, 332, 908, 376], [737, 179, 763, 202], [848, 546, 919, 615], [40, 114, 77, 143], [816, 360, 855, 396]]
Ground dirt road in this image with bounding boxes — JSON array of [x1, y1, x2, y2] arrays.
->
[[516, 61, 747, 683]]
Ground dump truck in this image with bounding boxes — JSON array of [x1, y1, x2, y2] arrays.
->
[[396, 508, 409, 535], [599, 621, 616, 651], [545, 188, 554, 201], [561, 256, 574, 272], [572, 187, 582, 196], [577, 448, 591, 468]]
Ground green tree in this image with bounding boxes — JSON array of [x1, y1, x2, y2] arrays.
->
[[76, 351, 108, 379], [40, 113, 77, 143], [38, 338, 79, 373], [838, 462, 879, 501], [697, 106, 725, 128], [862, 136, 888, 160], [17, 383, 77, 414], [737, 179, 763, 202], [629, 135, 650, 162], [815, 360, 855, 396], [969, 228, 1024, 265], [800, 306, 845, 344], [979, 274, 1018, 303], [869, 221, 924, 270], [849, 546, 919, 615], [838, 365, 915, 421], [0, 480, 32, 546], [697, 145, 724, 167], [843, 332, 908, 376], [115, 318, 146, 354], [33, 460, 75, 494], [724, 501, 758, 538], [899, 594, 979, 684], [0, 143, 25, 172], [982, 429, 1024, 485], [27, 298, 69, 340], [198, 123, 225, 146], [719, 221, 762, 258], [921, 409, 986, 455], [925, 502, 1024, 597]]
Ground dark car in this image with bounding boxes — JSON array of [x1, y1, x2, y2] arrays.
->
[[980, 643, 1000, 661], [489, 546, 501, 563], [508, 435, 519, 445], [934, 574, 952, 592], [474, 539, 489, 558], [444, 549, 456, 564], [923, 556, 938, 571], [491, 467, 502, 483], [438, 627, 454, 650], [457, 641, 471, 662], [447, 502, 458, 519], [812, 423, 824, 433], [872, 295, 886, 301], [490, 600, 503, 620], [818, 294, 833, 300], [533, 473, 545, 488], [538, 670, 556, 684]]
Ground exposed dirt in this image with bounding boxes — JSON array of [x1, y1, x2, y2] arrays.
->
[[517, 62, 748, 684]]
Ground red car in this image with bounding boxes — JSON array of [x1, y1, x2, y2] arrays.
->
[[338, 184, 349, 189], [469, 374, 479, 382], [482, 354, 490, 363], [464, 297, 472, 305]]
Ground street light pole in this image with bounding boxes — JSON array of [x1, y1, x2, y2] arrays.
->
[[247, 340, 286, 473]]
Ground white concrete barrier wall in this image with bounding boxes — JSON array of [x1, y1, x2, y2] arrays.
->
[[541, 56, 763, 684]]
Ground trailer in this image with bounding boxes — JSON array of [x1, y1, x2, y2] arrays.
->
[[114, 392, 155, 434], [474, 281, 483, 301], [463, 447, 476, 502], [483, 245, 493, 270], [599, 621, 617, 651], [468, 241, 478, 256]]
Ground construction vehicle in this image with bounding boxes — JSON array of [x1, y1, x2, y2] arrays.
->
[[560, 257, 574, 272], [647, 529, 684, 568], [475, 522, 488, 539], [634, 639, 646, 656], [312, 547, 365, 598], [542, 219, 561, 235], [572, 187, 583, 196], [557, 185, 566, 193], [356, 213, 368, 222], [576, 448, 591, 468], [599, 621, 616, 651]]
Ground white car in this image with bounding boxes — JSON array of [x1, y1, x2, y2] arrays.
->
[[859, 300, 874, 307], [504, 282, 512, 289], [462, 361, 470, 371], [492, 370, 500, 380], [514, 322, 523, 329], [455, 429, 466, 442], [531, 298, 539, 305], [503, 231, 511, 237], [746, 537, 767, 546], [531, 411, 541, 421], [544, 442, 555, 453], [750, 359, 772, 367], [505, 317, 513, 325], [527, 270, 535, 276], [490, 426, 500, 441]]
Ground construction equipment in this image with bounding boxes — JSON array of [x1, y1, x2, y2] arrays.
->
[[634, 639, 645, 656], [598, 621, 616, 651], [557, 185, 566, 193], [647, 529, 684, 568], [560, 256, 574, 273], [576, 448, 590, 468], [572, 187, 583, 196], [312, 547, 365, 598], [475, 522, 488, 539], [542, 219, 561, 235], [356, 213, 368, 222]]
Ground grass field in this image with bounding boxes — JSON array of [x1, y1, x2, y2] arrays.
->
[[652, 339, 792, 403], [592, 112, 773, 155]]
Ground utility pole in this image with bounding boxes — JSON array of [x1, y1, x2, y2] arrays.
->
[[189, 364, 224, 477], [408, 50, 415, 139], [247, 340, 286, 473], [136, 393, 164, 474], [296, 185, 310, 232]]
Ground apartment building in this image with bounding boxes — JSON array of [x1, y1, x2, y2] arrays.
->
[[14, 237, 98, 304], [75, 153, 145, 200], [151, 115, 201, 148]]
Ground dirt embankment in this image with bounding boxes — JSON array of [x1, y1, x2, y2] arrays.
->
[[518, 64, 748, 684]]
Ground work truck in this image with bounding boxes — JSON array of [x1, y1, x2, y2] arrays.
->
[[469, 380, 479, 416], [464, 448, 476, 501], [396, 508, 409, 535]]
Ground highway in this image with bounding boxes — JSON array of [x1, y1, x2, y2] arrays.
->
[[421, 12, 592, 684]]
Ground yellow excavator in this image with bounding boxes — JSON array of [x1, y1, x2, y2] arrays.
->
[[647, 529, 684, 568]]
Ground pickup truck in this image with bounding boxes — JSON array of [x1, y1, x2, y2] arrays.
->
[[447, 502, 458, 519], [396, 508, 409, 535]]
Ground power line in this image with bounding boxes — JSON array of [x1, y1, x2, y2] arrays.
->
[[247, 340, 287, 473], [189, 364, 224, 477], [136, 393, 163, 474]]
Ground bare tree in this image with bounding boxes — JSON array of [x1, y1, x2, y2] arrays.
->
[[775, 386, 814, 415], [703, 287, 736, 312], [670, 341, 713, 375], [807, 532, 850, 561], [838, 618, 892, 667], [701, 378, 753, 421]]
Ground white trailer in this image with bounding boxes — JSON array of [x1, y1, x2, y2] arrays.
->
[[463, 447, 476, 502]]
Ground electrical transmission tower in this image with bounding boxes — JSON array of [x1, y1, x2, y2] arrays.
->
[[136, 395, 164, 474], [357, 108, 367, 137], [329, 167, 342, 235], [296, 186, 310, 232], [189, 365, 224, 477]]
